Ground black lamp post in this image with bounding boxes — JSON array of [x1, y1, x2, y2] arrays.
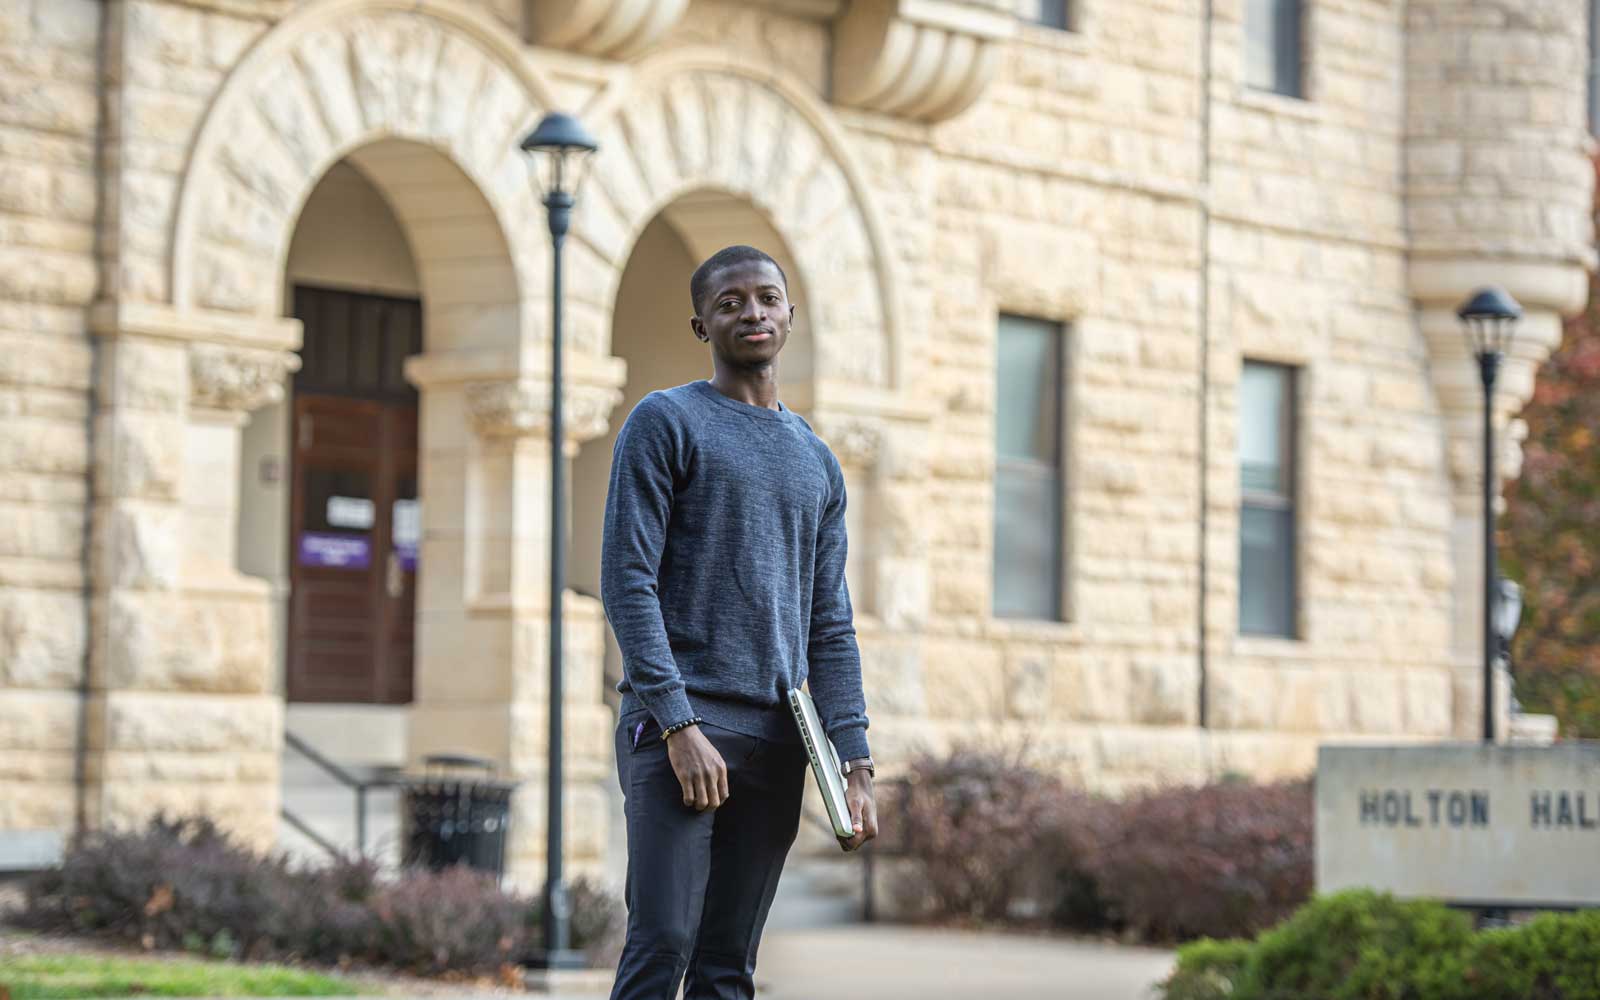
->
[[1456, 286, 1522, 743], [520, 111, 598, 970]]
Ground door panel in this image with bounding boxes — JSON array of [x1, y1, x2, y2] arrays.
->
[[288, 286, 422, 705]]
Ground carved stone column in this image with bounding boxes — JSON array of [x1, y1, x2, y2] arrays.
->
[[809, 397, 936, 765], [404, 351, 623, 885], [85, 303, 301, 849]]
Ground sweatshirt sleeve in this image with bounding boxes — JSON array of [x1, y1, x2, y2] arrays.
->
[[805, 452, 872, 762], [600, 394, 697, 730]]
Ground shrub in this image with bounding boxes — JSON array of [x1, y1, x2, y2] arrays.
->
[[1238, 889, 1473, 1000], [891, 747, 1087, 924], [14, 814, 623, 976], [1162, 938, 1253, 1000], [887, 752, 1312, 940], [1084, 780, 1314, 942], [368, 864, 528, 975], [1162, 892, 1600, 1000], [1452, 909, 1600, 1000]]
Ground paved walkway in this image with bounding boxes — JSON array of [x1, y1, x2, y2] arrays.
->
[[153, 926, 1175, 1000], [755, 924, 1175, 1000]]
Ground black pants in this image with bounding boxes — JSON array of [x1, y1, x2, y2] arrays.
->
[[609, 711, 808, 1000]]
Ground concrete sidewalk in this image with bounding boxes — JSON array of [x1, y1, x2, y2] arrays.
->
[[754, 924, 1175, 1000], [169, 925, 1175, 1000]]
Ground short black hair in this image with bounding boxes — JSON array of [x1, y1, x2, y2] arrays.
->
[[690, 245, 788, 316]]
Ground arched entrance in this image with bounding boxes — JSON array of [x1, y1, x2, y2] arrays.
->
[[231, 136, 526, 861], [572, 191, 815, 703], [143, 3, 917, 880]]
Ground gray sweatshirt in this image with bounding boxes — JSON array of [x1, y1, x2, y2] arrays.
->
[[600, 378, 871, 762]]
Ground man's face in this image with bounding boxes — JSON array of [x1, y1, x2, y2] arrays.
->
[[691, 259, 793, 368]]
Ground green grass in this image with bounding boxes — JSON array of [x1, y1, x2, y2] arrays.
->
[[0, 954, 361, 998]]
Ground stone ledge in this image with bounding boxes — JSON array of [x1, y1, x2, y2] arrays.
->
[[89, 300, 302, 352]]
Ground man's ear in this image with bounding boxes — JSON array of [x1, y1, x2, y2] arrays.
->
[[788, 303, 797, 325], [690, 316, 707, 342]]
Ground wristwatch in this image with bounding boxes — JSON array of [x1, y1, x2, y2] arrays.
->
[[841, 757, 875, 778]]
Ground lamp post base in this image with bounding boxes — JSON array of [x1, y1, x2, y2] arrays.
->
[[521, 953, 602, 995], [522, 948, 591, 971]]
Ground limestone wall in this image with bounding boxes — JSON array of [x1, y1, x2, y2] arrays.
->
[[1204, 0, 1457, 763], [831, 0, 1585, 791], [0, 0, 101, 838], [2, 0, 1593, 865]]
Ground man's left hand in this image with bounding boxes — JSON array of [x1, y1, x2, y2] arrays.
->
[[839, 770, 878, 852]]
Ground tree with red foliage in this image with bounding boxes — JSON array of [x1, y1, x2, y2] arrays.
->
[[1501, 170, 1600, 736]]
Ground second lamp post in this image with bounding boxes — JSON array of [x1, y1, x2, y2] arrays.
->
[[520, 110, 598, 970], [1456, 286, 1522, 744]]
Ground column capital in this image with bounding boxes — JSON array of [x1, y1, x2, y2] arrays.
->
[[812, 413, 884, 468], [465, 378, 622, 444], [188, 343, 301, 415]]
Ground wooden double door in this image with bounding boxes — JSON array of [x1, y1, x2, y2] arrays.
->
[[287, 286, 421, 704]]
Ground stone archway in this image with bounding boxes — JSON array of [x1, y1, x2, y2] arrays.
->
[[169, 0, 553, 327], [102, 0, 629, 877], [569, 49, 906, 394], [560, 54, 937, 779]]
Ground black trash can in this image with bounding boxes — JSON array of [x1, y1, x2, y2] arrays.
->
[[400, 754, 518, 878]]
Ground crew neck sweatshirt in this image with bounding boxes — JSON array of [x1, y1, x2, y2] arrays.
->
[[600, 378, 872, 762]]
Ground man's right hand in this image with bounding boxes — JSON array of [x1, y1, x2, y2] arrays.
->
[[665, 725, 729, 811]]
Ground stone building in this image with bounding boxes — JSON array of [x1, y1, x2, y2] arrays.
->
[[0, 0, 1592, 884]]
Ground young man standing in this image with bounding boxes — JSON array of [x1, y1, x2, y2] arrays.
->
[[600, 245, 878, 999]]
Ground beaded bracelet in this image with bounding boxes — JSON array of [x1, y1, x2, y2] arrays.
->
[[661, 716, 704, 740]]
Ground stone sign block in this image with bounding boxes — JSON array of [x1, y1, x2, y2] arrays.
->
[[1317, 743, 1600, 908]]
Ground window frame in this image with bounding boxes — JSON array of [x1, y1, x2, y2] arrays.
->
[[993, 313, 1067, 624], [1238, 361, 1299, 639], [1028, 0, 1072, 32], [1589, 0, 1600, 136], [1244, 0, 1306, 100]]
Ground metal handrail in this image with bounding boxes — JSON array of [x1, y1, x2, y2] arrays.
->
[[280, 807, 340, 858], [282, 730, 403, 858]]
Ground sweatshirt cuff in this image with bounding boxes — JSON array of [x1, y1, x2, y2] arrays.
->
[[646, 687, 697, 732], [828, 725, 870, 763]]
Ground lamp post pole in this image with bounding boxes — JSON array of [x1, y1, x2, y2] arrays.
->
[[520, 112, 597, 971], [1477, 347, 1499, 744], [544, 184, 573, 960], [1456, 286, 1522, 745]]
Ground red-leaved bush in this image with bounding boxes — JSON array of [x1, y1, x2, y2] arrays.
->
[[13, 815, 624, 974], [1084, 778, 1314, 942], [890, 748, 1104, 925], [890, 751, 1313, 943]]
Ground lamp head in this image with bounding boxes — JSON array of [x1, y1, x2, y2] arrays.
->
[[520, 112, 599, 202], [1457, 286, 1523, 358]]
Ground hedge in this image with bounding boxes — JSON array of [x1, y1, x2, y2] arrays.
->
[[1162, 890, 1600, 1000], [10, 815, 624, 976]]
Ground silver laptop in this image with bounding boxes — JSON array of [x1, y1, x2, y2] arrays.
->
[[787, 686, 855, 840]]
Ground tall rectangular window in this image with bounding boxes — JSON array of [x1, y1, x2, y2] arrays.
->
[[1022, 0, 1071, 30], [1244, 0, 1304, 98], [1589, 0, 1599, 135], [1239, 362, 1297, 637], [994, 315, 1064, 621]]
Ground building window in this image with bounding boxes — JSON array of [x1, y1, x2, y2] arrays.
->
[[1589, 0, 1599, 135], [994, 315, 1064, 621], [1239, 362, 1297, 637], [1022, 0, 1071, 31], [1244, 0, 1304, 98]]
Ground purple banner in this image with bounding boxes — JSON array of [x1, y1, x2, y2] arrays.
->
[[396, 541, 418, 572], [299, 532, 371, 569]]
